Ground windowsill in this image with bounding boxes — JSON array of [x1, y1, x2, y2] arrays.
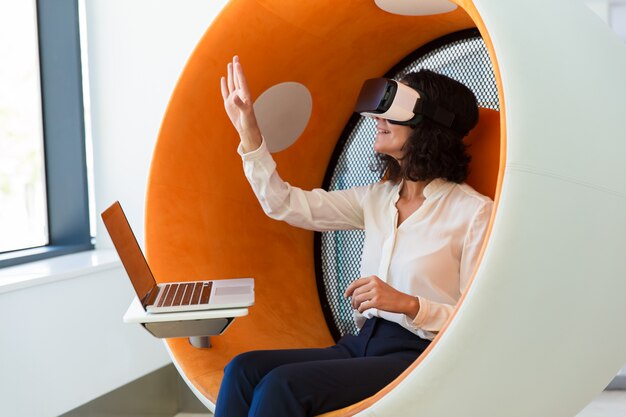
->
[[0, 248, 121, 295]]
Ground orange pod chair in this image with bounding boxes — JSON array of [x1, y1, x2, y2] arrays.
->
[[145, 0, 626, 416]]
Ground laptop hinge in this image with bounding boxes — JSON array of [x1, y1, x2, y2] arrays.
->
[[142, 285, 160, 308]]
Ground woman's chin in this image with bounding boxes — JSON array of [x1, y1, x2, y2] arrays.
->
[[374, 143, 392, 157], [373, 137, 386, 154]]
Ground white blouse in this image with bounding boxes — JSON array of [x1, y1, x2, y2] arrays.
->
[[239, 139, 493, 340]]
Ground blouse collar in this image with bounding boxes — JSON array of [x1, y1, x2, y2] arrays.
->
[[423, 178, 453, 199], [394, 178, 453, 203]]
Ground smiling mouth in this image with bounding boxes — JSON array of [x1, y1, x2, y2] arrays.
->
[[376, 128, 390, 134]]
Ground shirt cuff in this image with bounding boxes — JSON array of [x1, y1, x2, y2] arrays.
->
[[237, 137, 268, 161], [412, 295, 432, 328]]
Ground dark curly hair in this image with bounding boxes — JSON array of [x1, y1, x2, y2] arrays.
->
[[375, 69, 479, 183]]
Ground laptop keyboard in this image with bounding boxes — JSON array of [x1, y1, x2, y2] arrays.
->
[[156, 282, 213, 307]]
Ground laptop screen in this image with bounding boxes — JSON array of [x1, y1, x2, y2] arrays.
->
[[101, 201, 156, 304]]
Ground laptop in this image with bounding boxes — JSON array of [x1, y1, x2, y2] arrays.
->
[[101, 201, 254, 313]]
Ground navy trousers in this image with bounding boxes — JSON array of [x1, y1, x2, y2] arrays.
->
[[214, 318, 431, 417]]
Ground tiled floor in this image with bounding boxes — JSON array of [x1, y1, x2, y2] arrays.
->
[[174, 391, 626, 417]]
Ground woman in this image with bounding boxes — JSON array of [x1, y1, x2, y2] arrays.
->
[[215, 56, 493, 417]]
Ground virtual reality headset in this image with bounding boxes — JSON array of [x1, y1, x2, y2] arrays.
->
[[355, 78, 461, 133]]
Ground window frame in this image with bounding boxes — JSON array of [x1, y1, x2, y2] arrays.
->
[[0, 0, 92, 268]]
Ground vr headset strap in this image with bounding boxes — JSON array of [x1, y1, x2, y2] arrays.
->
[[415, 99, 455, 129]]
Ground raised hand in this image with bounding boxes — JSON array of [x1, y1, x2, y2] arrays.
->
[[220, 56, 262, 152]]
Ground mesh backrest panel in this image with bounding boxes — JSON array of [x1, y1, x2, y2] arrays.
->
[[316, 31, 500, 340]]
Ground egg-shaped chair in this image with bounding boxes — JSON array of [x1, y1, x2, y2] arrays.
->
[[145, 0, 626, 415]]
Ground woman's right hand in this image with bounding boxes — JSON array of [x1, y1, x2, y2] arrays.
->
[[220, 55, 262, 152]]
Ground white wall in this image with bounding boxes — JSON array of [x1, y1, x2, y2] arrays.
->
[[0, 258, 170, 417], [88, 0, 229, 249], [0, 2, 228, 416]]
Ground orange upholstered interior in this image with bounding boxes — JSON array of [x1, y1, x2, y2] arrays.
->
[[145, 0, 504, 413], [464, 108, 501, 200]]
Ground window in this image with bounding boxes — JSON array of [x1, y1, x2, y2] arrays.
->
[[0, 0, 47, 254], [0, 0, 92, 268]]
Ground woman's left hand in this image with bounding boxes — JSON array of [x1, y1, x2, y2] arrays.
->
[[344, 275, 420, 319]]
